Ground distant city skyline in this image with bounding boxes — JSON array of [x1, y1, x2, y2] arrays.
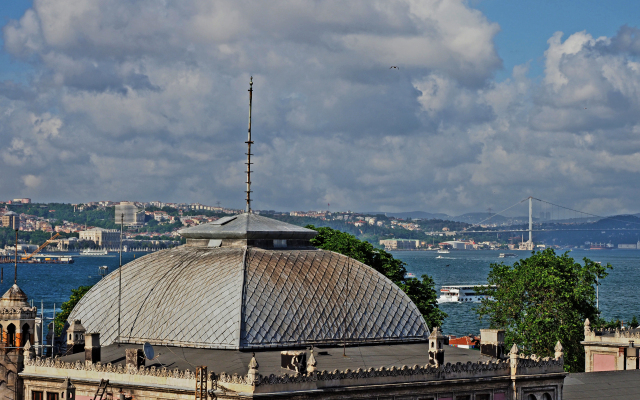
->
[[2, 1, 640, 216]]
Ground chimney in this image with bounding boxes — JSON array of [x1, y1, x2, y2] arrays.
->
[[84, 333, 100, 363], [126, 348, 144, 369], [626, 340, 638, 370], [480, 329, 505, 359]]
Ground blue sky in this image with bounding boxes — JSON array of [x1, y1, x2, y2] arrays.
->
[[477, 0, 640, 81], [0, 0, 31, 82], [2, 1, 640, 215]]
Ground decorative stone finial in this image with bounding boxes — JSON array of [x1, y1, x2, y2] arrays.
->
[[584, 318, 592, 338], [24, 340, 35, 361], [554, 341, 563, 359], [247, 352, 260, 385], [307, 349, 317, 375], [509, 343, 519, 355]]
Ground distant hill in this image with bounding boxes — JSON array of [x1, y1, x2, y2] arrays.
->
[[380, 211, 450, 220], [449, 212, 529, 225]]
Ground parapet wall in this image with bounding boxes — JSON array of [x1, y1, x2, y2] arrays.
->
[[23, 350, 564, 396], [583, 319, 640, 345]]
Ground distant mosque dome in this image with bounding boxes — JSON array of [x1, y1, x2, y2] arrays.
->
[[69, 213, 429, 349]]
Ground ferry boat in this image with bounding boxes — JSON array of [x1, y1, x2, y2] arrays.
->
[[404, 272, 417, 279], [498, 253, 516, 258], [81, 249, 108, 256], [438, 285, 494, 303], [437, 249, 450, 254], [589, 243, 614, 250]]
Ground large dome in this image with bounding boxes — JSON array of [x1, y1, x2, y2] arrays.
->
[[69, 215, 429, 349]]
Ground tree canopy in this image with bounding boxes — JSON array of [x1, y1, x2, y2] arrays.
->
[[54, 285, 93, 335], [475, 248, 610, 372], [307, 225, 446, 329]]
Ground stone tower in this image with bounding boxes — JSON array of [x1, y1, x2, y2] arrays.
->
[[66, 320, 85, 355], [0, 284, 37, 400], [428, 326, 446, 367]]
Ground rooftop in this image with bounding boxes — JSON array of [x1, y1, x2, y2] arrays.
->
[[69, 245, 429, 350], [178, 213, 318, 240], [58, 342, 485, 376], [564, 369, 640, 399]]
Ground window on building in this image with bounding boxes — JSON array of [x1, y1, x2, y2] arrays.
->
[[527, 395, 537, 400], [542, 394, 552, 400], [7, 324, 15, 347], [476, 395, 490, 400], [46, 393, 59, 400], [455, 396, 471, 400], [273, 239, 287, 248], [22, 324, 30, 346], [32, 391, 43, 400]]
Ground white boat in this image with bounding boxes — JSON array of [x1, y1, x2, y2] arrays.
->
[[81, 249, 108, 256], [436, 255, 443, 259], [438, 285, 494, 303], [498, 253, 516, 258], [404, 272, 417, 279], [437, 249, 450, 254]]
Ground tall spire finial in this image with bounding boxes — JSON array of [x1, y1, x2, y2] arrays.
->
[[245, 76, 253, 213]]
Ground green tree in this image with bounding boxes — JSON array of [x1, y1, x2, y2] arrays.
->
[[54, 285, 93, 335], [629, 316, 639, 329], [307, 225, 446, 328], [475, 248, 610, 372]]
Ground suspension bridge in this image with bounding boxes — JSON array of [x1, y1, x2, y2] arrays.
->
[[458, 197, 640, 239]]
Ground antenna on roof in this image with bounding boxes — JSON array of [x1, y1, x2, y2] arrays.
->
[[245, 76, 254, 214], [14, 228, 18, 285]]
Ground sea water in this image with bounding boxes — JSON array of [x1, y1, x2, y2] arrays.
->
[[395, 249, 640, 336], [2, 249, 638, 337]]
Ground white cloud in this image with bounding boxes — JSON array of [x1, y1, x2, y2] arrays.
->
[[1, 1, 640, 215]]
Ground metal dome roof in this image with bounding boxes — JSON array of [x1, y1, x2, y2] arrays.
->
[[69, 245, 429, 349]]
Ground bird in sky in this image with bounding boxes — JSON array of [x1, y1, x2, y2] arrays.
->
[[389, 66, 399, 70]]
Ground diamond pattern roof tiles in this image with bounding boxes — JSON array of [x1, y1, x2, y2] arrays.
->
[[69, 244, 429, 350]]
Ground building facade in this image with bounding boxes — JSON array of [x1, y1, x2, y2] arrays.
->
[[2, 212, 19, 229], [114, 202, 144, 226], [79, 228, 120, 248], [582, 318, 640, 372], [379, 239, 419, 250]]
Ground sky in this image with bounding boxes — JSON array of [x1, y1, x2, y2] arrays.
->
[[1, 0, 640, 216]]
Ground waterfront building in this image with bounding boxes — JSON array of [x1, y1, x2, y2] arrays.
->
[[114, 202, 144, 226], [14, 214, 567, 399], [379, 238, 419, 250], [78, 227, 120, 248], [2, 211, 20, 229]]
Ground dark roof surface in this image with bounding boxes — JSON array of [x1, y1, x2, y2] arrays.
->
[[178, 213, 318, 240], [564, 370, 640, 399], [60, 342, 485, 376], [69, 245, 429, 350]]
